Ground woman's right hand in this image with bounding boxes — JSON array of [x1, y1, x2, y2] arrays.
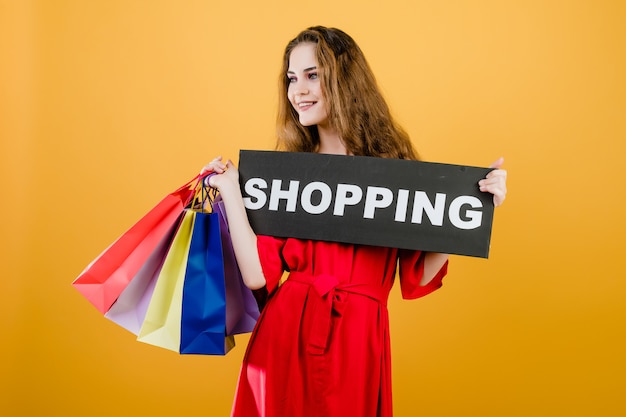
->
[[201, 156, 227, 175], [201, 156, 239, 192]]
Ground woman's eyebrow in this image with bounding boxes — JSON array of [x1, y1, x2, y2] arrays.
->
[[287, 66, 318, 74]]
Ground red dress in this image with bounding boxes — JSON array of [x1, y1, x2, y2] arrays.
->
[[231, 236, 448, 417]]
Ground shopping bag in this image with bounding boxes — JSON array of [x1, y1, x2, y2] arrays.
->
[[73, 176, 200, 313], [104, 217, 181, 335], [179, 209, 236, 355], [214, 195, 260, 335], [179, 190, 262, 355], [137, 210, 196, 352], [81, 176, 257, 355]]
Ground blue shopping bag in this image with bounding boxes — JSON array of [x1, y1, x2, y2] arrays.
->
[[180, 210, 235, 355]]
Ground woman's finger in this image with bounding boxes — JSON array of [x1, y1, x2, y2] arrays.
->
[[488, 157, 504, 169], [200, 156, 226, 174]]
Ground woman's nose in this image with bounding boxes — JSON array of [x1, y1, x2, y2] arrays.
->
[[293, 80, 309, 96]]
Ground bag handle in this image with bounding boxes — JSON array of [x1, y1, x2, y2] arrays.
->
[[189, 172, 218, 213]]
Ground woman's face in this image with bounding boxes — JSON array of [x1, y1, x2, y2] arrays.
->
[[287, 42, 329, 127]]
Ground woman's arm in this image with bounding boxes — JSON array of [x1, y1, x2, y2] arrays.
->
[[203, 157, 267, 290], [421, 252, 450, 286]]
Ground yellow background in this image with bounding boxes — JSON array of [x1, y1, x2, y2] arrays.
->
[[2, 0, 625, 416]]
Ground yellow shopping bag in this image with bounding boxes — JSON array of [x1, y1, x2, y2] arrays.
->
[[137, 209, 195, 351]]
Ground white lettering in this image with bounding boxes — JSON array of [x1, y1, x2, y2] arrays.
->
[[301, 182, 332, 214], [412, 192, 446, 226], [242, 178, 268, 210], [243, 177, 483, 232], [395, 189, 410, 222], [449, 196, 483, 229], [333, 184, 363, 216], [269, 180, 299, 212], [363, 186, 393, 219]]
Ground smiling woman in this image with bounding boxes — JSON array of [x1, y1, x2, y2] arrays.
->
[[201, 26, 507, 417]]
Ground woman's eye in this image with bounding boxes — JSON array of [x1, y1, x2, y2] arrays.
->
[[288, 76, 297, 83], [308, 72, 318, 80]]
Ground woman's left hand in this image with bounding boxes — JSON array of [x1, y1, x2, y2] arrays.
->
[[479, 157, 507, 207]]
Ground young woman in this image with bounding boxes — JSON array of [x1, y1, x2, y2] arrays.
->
[[203, 26, 507, 417]]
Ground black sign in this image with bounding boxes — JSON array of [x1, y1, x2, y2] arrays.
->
[[238, 150, 495, 258]]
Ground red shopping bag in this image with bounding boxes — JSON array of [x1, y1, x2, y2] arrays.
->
[[72, 175, 202, 313]]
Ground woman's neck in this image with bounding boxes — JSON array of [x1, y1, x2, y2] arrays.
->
[[317, 124, 348, 155]]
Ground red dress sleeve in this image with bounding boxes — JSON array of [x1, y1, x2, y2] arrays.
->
[[398, 250, 448, 299], [256, 235, 288, 295]]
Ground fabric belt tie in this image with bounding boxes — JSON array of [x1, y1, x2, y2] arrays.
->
[[288, 271, 388, 356]]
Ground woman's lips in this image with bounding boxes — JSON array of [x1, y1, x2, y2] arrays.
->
[[297, 101, 317, 111]]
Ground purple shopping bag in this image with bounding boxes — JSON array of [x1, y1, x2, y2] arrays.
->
[[213, 195, 260, 335]]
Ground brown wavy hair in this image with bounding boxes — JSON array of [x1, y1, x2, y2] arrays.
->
[[276, 26, 419, 160]]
